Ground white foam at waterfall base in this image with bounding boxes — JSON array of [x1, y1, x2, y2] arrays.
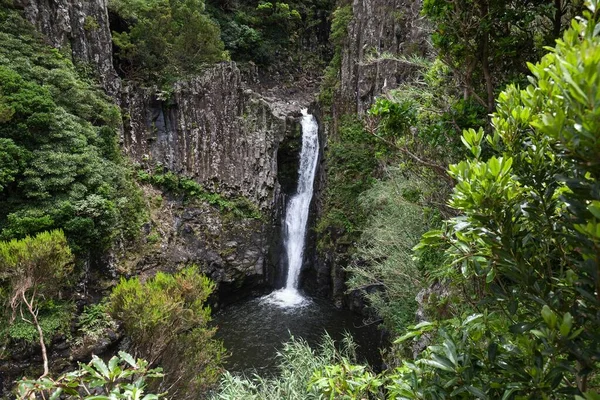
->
[[262, 287, 310, 308], [263, 109, 319, 309]]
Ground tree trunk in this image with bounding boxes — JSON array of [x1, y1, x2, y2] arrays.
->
[[553, 0, 564, 40], [464, 58, 475, 100], [480, 2, 495, 112], [22, 292, 49, 378]]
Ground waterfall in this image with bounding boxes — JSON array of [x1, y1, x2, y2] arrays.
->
[[265, 109, 319, 308]]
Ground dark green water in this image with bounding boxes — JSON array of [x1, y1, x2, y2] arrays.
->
[[213, 294, 383, 374]]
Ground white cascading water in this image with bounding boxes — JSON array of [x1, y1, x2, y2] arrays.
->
[[265, 109, 319, 308]]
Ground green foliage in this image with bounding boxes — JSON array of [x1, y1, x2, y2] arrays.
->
[[109, 266, 223, 397], [6, 301, 73, 345], [370, 58, 484, 164], [422, 0, 583, 111], [0, 230, 74, 303], [387, 2, 600, 397], [346, 169, 443, 332], [83, 16, 100, 31], [0, 138, 24, 192], [75, 302, 117, 344], [16, 351, 164, 399], [214, 334, 358, 400], [207, 0, 330, 68], [309, 359, 382, 399], [316, 116, 381, 253], [137, 167, 262, 219], [0, 7, 145, 256], [146, 232, 160, 244], [319, 4, 352, 106], [0, 230, 74, 376], [305, 3, 600, 399], [110, 0, 226, 83]]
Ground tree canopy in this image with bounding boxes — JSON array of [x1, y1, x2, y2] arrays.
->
[[0, 6, 144, 257]]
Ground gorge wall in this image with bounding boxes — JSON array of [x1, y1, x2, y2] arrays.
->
[[337, 0, 429, 116], [311, 0, 430, 305], [9, 0, 429, 307], [118, 63, 302, 303], [14, 0, 121, 98], [11, 0, 308, 301]]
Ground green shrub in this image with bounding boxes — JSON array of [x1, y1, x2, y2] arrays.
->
[[346, 169, 442, 332], [214, 334, 358, 400], [316, 116, 381, 253], [318, 5, 352, 106], [75, 302, 117, 343], [387, 3, 600, 397], [138, 167, 262, 219], [109, 266, 224, 397], [206, 0, 316, 67], [16, 351, 164, 399], [6, 301, 73, 345], [0, 230, 74, 376]]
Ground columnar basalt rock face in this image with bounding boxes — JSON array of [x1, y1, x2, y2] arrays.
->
[[15, 0, 120, 97], [337, 0, 429, 116], [123, 63, 294, 210], [118, 185, 275, 307], [118, 63, 304, 296]]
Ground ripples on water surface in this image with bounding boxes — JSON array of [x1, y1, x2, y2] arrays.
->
[[213, 293, 383, 375]]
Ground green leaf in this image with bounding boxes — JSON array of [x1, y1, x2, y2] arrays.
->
[[395, 330, 420, 343], [108, 355, 119, 375], [119, 351, 137, 368], [466, 385, 488, 399], [582, 391, 600, 400], [49, 388, 63, 400], [502, 388, 518, 400], [560, 312, 573, 336], [422, 354, 455, 372], [541, 305, 557, 329]]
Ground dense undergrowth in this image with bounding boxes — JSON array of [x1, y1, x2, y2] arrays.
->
[[307, 0, 600, 398], [0, 4, 222, 395], [0, 5, 145, 257]]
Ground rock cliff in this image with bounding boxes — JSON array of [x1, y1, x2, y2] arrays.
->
[[314, 0, 430, 305], [122, 63, 294, 210], [15, 0, 121, 98], [119, 62, 302, 301], [336, 0, 429, 116]]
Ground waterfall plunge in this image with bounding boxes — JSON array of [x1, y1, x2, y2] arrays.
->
[[265, 109, 319, 308]]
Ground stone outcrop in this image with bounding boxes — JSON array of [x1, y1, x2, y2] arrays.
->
[[122, 63, 296, 210], [337, 0, 430, 116], [14, 0, 120, 98], [117, 185, 277, 307]]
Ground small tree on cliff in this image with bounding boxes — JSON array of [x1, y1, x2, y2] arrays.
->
[[0, 230, 73, 377]]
